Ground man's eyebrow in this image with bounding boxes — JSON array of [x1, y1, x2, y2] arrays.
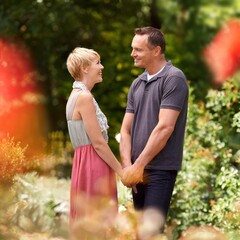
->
[[132, 47, 141, 50]]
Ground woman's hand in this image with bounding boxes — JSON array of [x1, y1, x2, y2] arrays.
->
[[121, 163, 144, 187]]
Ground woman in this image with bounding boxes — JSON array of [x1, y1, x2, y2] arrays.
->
[[66, 47, 122, 238]]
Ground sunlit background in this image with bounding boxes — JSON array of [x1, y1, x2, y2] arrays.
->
[[0, 0, 239, 239]]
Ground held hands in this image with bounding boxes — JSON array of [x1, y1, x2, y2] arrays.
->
[[121, 162, 144, 188]]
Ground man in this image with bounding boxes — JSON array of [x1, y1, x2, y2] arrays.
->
[[120, 26, 189, 239]]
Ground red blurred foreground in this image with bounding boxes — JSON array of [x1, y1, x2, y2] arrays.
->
[[203, 19, 240, 84], [0, 39, 49, 156]]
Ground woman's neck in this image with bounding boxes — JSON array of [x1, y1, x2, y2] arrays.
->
[[74, 79, 94, 91]]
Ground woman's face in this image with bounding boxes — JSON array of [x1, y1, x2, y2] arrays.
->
[[87, 56, 104, 84]]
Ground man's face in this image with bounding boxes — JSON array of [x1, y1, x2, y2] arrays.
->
[[131, 34, 155, 69]]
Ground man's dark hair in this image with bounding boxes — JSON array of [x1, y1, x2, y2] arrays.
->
[[134, 26, 166, 53]]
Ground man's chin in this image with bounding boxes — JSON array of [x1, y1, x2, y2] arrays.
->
[[134, 62, 143, 68]]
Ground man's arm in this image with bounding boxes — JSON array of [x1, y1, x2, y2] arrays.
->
[[119, 112, 134, 168], [122, 108, 180, 186]]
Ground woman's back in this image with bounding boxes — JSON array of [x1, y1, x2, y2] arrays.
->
[[66, 90, 91, 148]]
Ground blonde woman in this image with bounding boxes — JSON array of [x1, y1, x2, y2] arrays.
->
[[66, 47, 122, 238]]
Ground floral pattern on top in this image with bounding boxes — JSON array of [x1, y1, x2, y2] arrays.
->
[[72, 81, 109, 141]]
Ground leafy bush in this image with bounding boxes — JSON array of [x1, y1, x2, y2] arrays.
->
[[46, 131, 73, 178], [26, 131, 73, 178], [170, 78, 240, 239], [6, 172, 70, 238], [209, 166, 240, 229], [0, 136, 28, 183], [117, 178, 132, 207], [2, 173, 164, 240]]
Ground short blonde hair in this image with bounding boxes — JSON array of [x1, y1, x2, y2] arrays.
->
[[66, 47, 100, 80]]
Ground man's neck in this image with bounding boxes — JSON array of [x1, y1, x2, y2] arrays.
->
[[147, 59, 167, 75]]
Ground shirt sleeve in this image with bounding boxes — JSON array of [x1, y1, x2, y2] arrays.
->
[[126, 83, 135, 113], [160, 75, 189, 111]]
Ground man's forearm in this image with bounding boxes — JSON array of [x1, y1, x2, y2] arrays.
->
[[135, 125, 174, 168]]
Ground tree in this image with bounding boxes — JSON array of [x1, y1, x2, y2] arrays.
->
[[0, 0, 149, 154], [152, 0, 240, 98]]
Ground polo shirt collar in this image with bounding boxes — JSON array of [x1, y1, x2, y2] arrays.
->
[[139, 60, 173, 82]]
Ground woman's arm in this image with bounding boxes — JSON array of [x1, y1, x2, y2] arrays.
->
[[74, 92, 123, 177]]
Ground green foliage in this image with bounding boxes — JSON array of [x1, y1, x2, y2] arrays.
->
[[0, 0, 148, 139], [156, 0, 240, 98], [1, 1, 240, 238], [26, 131, 73, 178], [232, 112, 240, 133], [0, 136, 28, 183], [209, 166, 240, 230], [1, 0, 240, 156], [1, 173, 160, 240], [46, 131, 73, 162], [7, 172, 70, 237], [170, 78, 240, 239], [117, 178, 133, 207]]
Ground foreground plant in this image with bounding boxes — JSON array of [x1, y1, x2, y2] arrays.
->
[[5, 172, 70, 239], [0, 136, 28, 183], [170, 79, 240, 239]]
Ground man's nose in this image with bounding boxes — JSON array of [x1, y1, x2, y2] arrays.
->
[[131, 49, 135, 57]]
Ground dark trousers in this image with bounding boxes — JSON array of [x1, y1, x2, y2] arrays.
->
[[133, 169, 178, 219]]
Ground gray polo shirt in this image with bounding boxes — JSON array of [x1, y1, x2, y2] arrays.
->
[[126, 61, 189, 170]]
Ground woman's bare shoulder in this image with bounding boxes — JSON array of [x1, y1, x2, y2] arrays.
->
[[75, 91, 93, 105]]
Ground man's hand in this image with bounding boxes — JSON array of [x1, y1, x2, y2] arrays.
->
[[121, 163, 144, 187]]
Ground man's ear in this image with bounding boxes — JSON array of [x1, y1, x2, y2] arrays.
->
[[154, 46, 161, 56]]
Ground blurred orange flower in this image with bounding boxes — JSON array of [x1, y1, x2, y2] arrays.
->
[[203, 20, 240, 84], [0, 39, 49, 156]]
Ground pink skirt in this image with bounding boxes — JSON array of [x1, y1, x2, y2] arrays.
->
[[70, 144, 118, 223]]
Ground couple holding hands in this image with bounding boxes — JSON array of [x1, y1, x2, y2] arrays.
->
[[66, 26, 188, 239]]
